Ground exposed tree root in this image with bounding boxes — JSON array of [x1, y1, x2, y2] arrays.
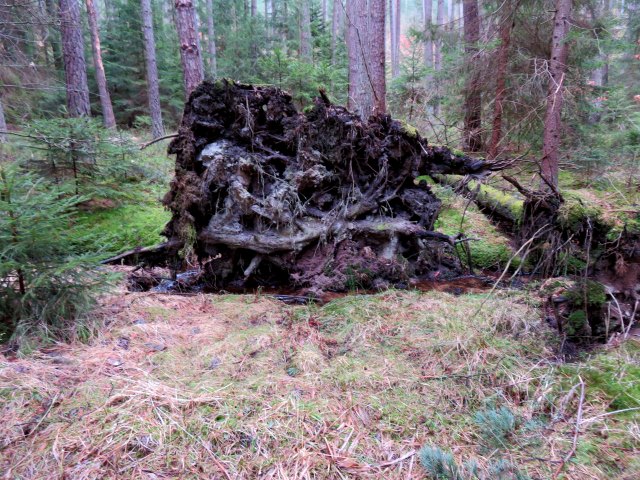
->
[[110, 80, 505, 293]]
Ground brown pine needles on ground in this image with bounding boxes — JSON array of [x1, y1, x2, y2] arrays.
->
[[1, 280, 638, 479]]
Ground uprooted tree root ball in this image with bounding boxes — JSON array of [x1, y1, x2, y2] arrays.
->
[[144, 80, 505, 293]]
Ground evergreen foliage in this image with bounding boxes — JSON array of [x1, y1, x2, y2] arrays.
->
[[0, 166, 113, 342]]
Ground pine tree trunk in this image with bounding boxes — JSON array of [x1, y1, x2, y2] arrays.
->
[[206, 0, 217, 77], [589, 0, 609, 87], [85, 0, 116, 128], [300, 0, 312, 60], [487, 13, 512, 159], [370, 0, 386, 116], [391, 0, 401, 78], [332, 0, 340, 65], [389, 0, 395, 76], [434, 0, 444, 72], [46, 0, 65, 72], [59, 0, 91, 118], [462, 0, 482, 151], [541, 0, 572, 188], [347, 0, 386, 118], [174, 0, 204, 97], [141, 0, 165, 138], [0, 96, 7, 143], [251, 0, 257, 16], [265, 0, 270, 37], [423, 0, 433, 68]]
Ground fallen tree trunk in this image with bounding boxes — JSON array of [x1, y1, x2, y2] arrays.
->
[[137, 80, 505, 292]]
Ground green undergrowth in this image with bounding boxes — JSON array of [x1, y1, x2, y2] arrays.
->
[[431, 183, 517, 270], [72, 198, 170, 256], [1, 290, 638, 478], [559, 342, 640, 412]]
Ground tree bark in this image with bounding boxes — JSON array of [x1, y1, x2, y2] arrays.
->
[[389, 0, 395, 76], [59, 0, 91, 118], [300, 0, 312, 60], [462, 0, 482, 152], [391, 0, 401, 78], [45, 0, 65, 72], [251, 0, 257, 17], [541, 0, 572, 188], [434, 0, 444, 72], [423, 0, 433, 68], [265, 0, 270, 37], [347, 0, 386, 118], [487, 13, 512, 159], [141, 0, 165, 138], [332, 0, 340, 65], [85, 0, 116, 128], [174, 0, 204, 97], [589, 0, 609, 87], [206, 0, 217, 77]]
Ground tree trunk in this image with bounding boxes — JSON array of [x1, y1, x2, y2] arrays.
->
[[389, 0, 395, 76], [85, 0, 116, 128], [59, 0, 91, 118], [174, 0, 204, 97], [206, 0, 217, 77], [46, 0, 65, 72], [590, 0, 609, 87], [423, 0, 433, 68], [347, 0, 386, 118], [391, 0, 401, 78], [434, 0, 444, 72], [541, 0, 572, 188], [265, 0, 270, 37], [487, 13, 512, 159], [251, 0, 257, 16], [300, 0, 312, 60], [141, 0, 165, 138], [0, 96, 7, 143], [322, 0, 327, 23], [332, 0, 340, 65], [462, 0, 482, 151]]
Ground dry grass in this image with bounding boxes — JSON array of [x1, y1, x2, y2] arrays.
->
[[1, 286, 638, 479]]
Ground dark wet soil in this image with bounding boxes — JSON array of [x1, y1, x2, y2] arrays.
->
[[126, 267, 519, 305]]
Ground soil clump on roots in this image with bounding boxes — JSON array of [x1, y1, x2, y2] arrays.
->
[[121, 81, 506, 293]]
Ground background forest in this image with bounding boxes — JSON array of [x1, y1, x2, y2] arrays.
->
[[1, 2, 640, 479]]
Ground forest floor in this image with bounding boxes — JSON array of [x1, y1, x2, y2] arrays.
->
[[1, 283, 639, 479]]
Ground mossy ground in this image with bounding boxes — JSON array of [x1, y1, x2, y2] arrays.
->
[[72, 199, 170, 256], [431, 183, 517, 270], [1, 286, 637, 479], [69, 139, 173, 257]]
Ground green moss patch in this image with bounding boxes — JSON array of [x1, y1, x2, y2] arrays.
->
[[72, 202, 170, 256]]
